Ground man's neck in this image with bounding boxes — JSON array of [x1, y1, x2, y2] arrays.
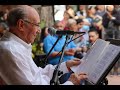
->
[[9, 29, 28, 44]]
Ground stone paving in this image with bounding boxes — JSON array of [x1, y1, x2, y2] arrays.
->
[[107, 75, 120, 85]]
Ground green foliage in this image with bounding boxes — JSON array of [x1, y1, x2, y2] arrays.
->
[[32, 39, 44, 59], [32, 19, 46, 59], [39, 19, 46, 29]]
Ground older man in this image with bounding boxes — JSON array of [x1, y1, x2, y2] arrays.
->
[[0, 5, 87, 85]]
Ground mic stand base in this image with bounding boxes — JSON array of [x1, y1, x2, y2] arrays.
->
[[50, 69, 63, 85], [99, 78, 108, 85]]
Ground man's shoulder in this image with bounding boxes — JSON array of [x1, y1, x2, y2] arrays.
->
[[0, 40, 11, 49], [0, 39, 11, 50], [0, 38, 26, 54]]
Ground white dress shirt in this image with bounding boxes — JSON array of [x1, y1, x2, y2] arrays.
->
[[0, 31, 73, 85]]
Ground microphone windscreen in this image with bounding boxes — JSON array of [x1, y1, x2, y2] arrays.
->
[[48, 27, 57, 35]]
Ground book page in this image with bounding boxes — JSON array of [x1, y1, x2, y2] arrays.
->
[[71, 39, 109, 74], [71, 39, 120, 84]]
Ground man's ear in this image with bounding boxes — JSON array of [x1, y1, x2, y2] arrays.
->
[[17, 19, 24, 31], [97, 34, 99, 39]]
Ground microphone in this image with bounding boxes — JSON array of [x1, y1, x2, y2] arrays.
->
[[48, 27, 86, 35]]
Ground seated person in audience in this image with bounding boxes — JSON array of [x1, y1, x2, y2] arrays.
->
[[43, 20, 77, 65], [61, 11, 70, 30], [76, 18, 90, 46], [75, 5, 87, 20], [66, 5, 75, 19], [95, 5, 106, 17], [74, 19, 88, 57], [66, 19, 83, 52], [87, 28, 100, 49]]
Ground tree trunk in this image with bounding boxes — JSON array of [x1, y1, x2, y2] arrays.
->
[[31, 5, 54, 28]]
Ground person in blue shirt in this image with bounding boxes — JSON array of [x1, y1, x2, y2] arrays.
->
[[43, 20, 77, 65]]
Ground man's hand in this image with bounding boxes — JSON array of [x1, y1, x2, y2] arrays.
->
[[64, 49, 76, 56], [107, 11, 113, 19], [66, 58, 81, 69], [68, 73, 87, 85]]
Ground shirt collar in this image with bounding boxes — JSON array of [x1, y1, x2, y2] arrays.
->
[[4, 31, 32, 49]]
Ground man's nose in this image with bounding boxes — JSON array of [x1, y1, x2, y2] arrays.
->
[[37, 28, 41, 34]]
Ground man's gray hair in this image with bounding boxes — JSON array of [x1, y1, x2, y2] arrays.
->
[[67, 19, 76, 27], [7, 6, 28, 27]]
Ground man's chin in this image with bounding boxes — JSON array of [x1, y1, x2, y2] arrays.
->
[[28, 39, 35, 44], [31, 40, 35, 44]]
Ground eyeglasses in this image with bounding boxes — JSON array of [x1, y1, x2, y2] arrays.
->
[[23, 19, 41, 31]]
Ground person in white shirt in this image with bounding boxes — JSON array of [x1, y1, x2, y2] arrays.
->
[[76, 5, 87, 19], [0, 5, 87, 85], [54, 5, 66, 21]]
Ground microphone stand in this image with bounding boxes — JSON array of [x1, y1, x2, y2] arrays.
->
[[42, 35, 62, 68], [99, 78, 108, 85], [50, 35, 70, 85]]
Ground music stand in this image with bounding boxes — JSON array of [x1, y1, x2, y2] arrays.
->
[[106, 38, 120, 46], [84, 52, 120, 85], [97, 39, 120, 85], [84, 39, 120, 85]]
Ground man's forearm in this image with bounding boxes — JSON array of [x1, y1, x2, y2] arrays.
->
[[50, 52, 62, 57]]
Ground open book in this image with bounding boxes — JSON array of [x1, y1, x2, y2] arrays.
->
[[71, 39, 120, 85]]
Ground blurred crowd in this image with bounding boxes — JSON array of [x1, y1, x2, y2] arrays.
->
[[41, 5, 120, 56], [40, 5, 120, 76]]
